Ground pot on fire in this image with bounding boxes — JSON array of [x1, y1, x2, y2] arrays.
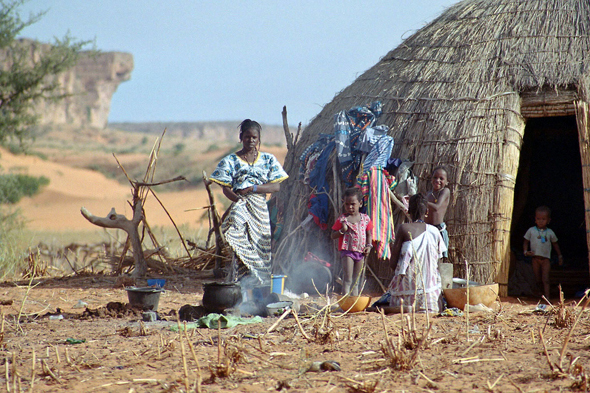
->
[[202, 282, 242, 313]]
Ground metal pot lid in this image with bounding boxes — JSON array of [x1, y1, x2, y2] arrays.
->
[[125, 286, 164, 293], [203, 281, 241, 287]]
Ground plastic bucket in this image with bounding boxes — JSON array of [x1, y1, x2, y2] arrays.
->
[[126, 287, 164, 311], [271, 275, 287, 294], [147, 278, 166, 288]]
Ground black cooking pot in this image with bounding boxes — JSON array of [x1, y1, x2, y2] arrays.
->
[[202, 282, 242, 313]]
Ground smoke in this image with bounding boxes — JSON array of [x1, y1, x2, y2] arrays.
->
[[235, 275, 273, 317], [285, 260, 332, 295]]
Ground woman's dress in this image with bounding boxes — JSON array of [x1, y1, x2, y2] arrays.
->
[[387, 225, 447, 313], [210, 152, 288, 284]]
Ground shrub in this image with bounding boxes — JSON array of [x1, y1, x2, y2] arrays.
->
[[0, 207, 26, 279], [0, 174, 50, 204]]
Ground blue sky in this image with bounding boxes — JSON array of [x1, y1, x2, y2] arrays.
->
[[19, 1, 457, 126]]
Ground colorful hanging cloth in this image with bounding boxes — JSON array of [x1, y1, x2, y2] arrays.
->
[[357, 167, 395, 259]]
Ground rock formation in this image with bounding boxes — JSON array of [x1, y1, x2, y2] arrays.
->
[[17, 39, 134, 129]]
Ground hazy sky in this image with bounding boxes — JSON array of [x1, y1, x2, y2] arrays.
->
[[18, 1, 457, 126]]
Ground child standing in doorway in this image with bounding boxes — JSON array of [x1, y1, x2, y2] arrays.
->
[[523, 206, 563, 300], [332, 188, 373, 296], [425, 166, 451, 259]]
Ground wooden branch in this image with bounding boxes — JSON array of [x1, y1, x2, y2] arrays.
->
[[133, 176, 188, 188], [366, 263, 387, 292], [203, 171, 224, 271], [294, 122, 302, 146], [281, 106, 294, 150], [80, 201, 147, 277], [148, 187, 192, 258]]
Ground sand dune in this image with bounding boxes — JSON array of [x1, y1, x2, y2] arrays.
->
[[3, 146, 287, 231], [2, 148, 220, 231]]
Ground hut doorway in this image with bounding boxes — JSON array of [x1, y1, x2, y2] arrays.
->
[[510, 116, 589, 296]]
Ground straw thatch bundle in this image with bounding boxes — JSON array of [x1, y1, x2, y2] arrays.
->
[[273, 0, 590, 295]]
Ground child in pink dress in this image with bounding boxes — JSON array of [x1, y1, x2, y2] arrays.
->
[[331, 188, 373, 296]]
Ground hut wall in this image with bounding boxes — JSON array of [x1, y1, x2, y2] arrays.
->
[[575, 101, 590, 276], [274, 0, 590, 293], [494, 107, 526, 296]]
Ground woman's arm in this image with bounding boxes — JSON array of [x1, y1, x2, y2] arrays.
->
[[222, 186, 240, 203], [389, 225, 407, 270], [236, 182, 281, 196]]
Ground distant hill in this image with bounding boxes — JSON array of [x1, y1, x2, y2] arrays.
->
[[25, 122, 288, 193], [108, 121, 287, 146]]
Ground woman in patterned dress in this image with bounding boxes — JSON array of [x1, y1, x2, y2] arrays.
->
[[386, 193, 447, 313], [209, 119, 288, 284]]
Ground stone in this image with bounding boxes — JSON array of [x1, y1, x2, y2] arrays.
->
[[4, 38, 133, 129], [142, 311, 157, 322]]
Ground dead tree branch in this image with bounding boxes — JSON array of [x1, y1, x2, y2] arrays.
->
[[80, 201, 147, 277]]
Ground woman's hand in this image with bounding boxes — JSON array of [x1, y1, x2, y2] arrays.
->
[[236, 187, 254, 196], [363, 244, 373, 255]]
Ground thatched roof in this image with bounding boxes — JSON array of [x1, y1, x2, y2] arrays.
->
[[275, 0, 590, 286]]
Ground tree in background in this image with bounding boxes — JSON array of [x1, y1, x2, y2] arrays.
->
[[0, 1, 91, 278], [0, 0, 92, 149]]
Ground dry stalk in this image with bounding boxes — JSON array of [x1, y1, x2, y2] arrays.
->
[[538, 293, 590, 381], [184, 329, 202, 393], [176, 317, 190, 392], [465, 259, 470, 342], [16, 258, 41, 334], [344, 378, 380, 393], [265, 308, 291, 335], [208, 338, 242, 381], [4, 357, 8, 392], [292, 309, 312, 341], [12, 352, 17, 392], [217, 322, 222, 364], [379, 307, 431, 371], [551, 286, 576, 328], [0, 312, 4, 348], [538, 328, 556, 372], [28, 349, 35, 393], [558, 294, 590, 370], [41, 360, 61, 384]]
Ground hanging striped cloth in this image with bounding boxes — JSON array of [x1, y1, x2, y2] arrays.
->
[[358, 167, 395, 259]]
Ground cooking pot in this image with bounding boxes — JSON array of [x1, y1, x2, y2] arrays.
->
[[202, 282, 242, 313]]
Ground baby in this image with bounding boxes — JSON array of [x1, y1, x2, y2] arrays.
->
[[523, 206, 563, 300]]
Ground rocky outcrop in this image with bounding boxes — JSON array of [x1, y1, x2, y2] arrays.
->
[[17, 39, 134, 129]]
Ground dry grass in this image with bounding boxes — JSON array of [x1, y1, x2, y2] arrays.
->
[[379, 309, 431, 371], [552, 286, 577, 329]]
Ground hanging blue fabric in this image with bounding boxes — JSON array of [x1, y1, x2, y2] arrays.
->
[[334, 101, 383, 187]]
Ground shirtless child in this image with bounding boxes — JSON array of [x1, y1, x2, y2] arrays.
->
[[425, 166, 451, 259]]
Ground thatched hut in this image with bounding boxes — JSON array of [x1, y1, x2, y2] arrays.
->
[[274, 0, 590, 296]]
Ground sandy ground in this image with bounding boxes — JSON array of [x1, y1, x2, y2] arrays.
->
[[3, 146, 286, 233], [0, 274, 589, 392], [2, 149, 590, 392]]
